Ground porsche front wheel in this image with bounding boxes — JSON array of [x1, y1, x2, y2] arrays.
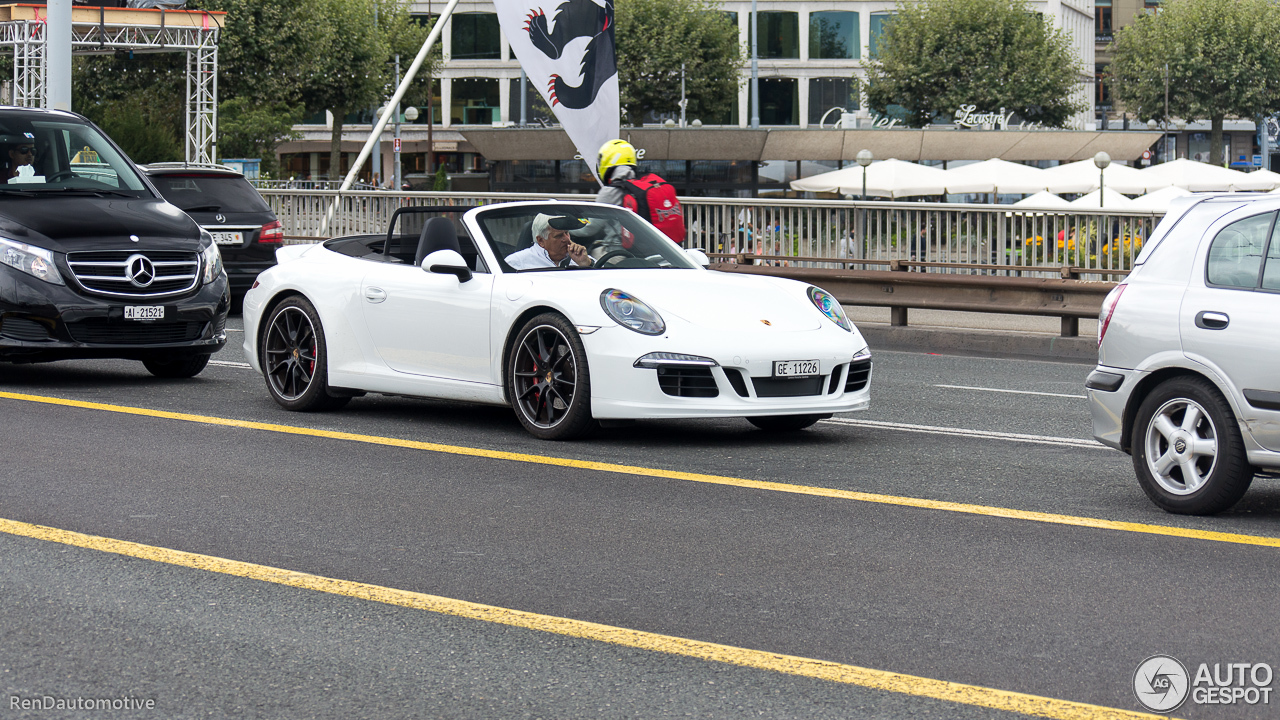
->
[[261, 296, 349, 412], [507, 313, 596, 440]]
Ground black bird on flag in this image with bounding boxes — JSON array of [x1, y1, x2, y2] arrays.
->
[[524, 0, 616, 110]]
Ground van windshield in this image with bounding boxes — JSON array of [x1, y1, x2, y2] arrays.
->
[[0, 112, 150, 197]]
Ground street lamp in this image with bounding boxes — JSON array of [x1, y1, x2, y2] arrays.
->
[[394, 103, 419, 191], [1094, 151, 1110, 208], [856, 149, 873, 201]]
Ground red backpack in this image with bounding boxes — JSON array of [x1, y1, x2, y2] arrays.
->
[[614, 172, 686, 244]]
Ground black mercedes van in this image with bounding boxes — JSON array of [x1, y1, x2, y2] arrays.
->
[[0, 107, 228, 378]]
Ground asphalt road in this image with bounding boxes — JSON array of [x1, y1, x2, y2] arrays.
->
[[2, 318, 1278, 719]]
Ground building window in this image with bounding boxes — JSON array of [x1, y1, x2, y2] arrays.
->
[[869, 13, 893, 59], [451, 12, 500, 60], [756, 12, 799, 59], [754, 78, 798, 125], [451, 78, 499, 125], [1095, 64, 1111, 109], [507, 79, 554, 125], [1096, 0, 1113, 39], [809, 11, 858, 60], [809, 78, 859, 126], [1144, 0, 1162, 13]]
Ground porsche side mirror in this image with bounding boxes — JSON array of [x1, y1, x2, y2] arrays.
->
[[421, 249, 472, 282], [683, 248, 711, 267]]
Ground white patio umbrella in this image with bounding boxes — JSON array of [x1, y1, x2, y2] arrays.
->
[[1238, 168, 1280, 191], [943, 158, 1052, 195], [1140, 158, 1269, 191], [789, 159, 960, 198], [1010, 190, 1072, 209], [1041, 158, 1158, 194], [1067, 187, 1135, 209], [1128, 186, 1193, 212]]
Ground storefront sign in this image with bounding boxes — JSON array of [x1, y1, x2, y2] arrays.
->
[[953, 104, 1015, 130]]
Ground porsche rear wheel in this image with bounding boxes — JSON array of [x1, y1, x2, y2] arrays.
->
[[508, 313, 596, 440], [261, 296, 349, 412], [748, 414, 826, 432]]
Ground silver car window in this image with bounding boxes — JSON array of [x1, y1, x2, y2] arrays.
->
[[1206, 212, 1273, 289]]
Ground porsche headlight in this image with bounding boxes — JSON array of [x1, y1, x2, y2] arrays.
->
[[808, 286, 851, 331], [0, 237, 64, 285], [200, 231, 223, 284], [600, 288, 665, 335]]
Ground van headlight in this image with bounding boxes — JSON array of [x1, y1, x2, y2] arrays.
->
[[600, 289, 665, 335], [0, 237, 64, 285], [200, 231, 223, 284]]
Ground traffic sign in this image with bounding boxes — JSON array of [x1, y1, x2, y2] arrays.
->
[[393, 138, 402, 153]]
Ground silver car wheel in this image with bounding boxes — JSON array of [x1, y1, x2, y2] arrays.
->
[[1143, 397, 1219, 496]]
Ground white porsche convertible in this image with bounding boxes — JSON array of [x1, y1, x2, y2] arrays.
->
[[242, 201, 871, 440]]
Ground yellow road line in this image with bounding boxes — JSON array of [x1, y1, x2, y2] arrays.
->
[[0, 517, 1171, 720], [4, 389, 1279, 551]]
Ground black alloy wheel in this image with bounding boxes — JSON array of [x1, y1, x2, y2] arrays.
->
[[507, 313, 596, 440], [261, 296, 349, 411]]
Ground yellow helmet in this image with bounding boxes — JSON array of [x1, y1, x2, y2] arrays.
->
[[597, 139, 637, 180]]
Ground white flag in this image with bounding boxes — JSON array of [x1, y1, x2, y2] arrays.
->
[[493, 0, 619, 182]]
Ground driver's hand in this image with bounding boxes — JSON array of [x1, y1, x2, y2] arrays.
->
[[568, 241, 592, 266]]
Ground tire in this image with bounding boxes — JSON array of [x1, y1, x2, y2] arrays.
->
[[143, 353, 210, 379], [260, 296, 347, 412], [507, 313, 596, 440], [748, 414, 825, 432], [1131, 376, 1253, 515]]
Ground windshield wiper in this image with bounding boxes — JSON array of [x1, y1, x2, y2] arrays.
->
[[40, 187, 137, 198], [181, 204, 223, 212]]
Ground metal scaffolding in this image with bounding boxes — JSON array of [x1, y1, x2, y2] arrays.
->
[[0, 5, 224, 163]]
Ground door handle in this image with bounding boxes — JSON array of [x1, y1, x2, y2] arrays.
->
[[1195, 311, 1229, 330], [364, 286, 387, 304]]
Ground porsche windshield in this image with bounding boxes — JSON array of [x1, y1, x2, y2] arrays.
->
[[476, 204, 699, 272], [0, 112, 149, 196]]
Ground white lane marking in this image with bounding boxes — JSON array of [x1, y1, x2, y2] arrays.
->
[[934, 384, 1087, 400], [821, 417, 1107, 449], [224, 328, 243, 333], [209, 360, 252, 369]]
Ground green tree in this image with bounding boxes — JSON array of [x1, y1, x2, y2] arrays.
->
[[864, 0, 1084, 128], [1109, 0, 1280, 166], [615, 0, 742, 126], [217, 97, 304, 176]]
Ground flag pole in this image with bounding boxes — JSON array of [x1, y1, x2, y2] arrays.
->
[[320, 0, 462, 237]]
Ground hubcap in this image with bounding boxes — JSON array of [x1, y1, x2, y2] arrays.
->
[[264, 306, 318, 400], [512, 325, 577, 428], [1144, 397, 1219, 495]]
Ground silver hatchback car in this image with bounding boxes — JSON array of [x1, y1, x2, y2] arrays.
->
[[1089, 193, 1280, 515]]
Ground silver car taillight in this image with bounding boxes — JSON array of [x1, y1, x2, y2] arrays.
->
[[1098, 283, 1127, 347]]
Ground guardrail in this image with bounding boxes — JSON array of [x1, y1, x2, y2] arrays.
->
[[260, 189, 1161, 282], [709, 262, 1115, 337]]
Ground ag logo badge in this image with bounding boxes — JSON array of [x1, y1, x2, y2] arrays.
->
[[1133, 654, 1189, 713]]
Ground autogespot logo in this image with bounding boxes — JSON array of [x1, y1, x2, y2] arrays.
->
[[1134, 655, 1190, 713]]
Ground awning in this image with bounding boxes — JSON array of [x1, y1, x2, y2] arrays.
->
[[459, 127, 1164, 163]]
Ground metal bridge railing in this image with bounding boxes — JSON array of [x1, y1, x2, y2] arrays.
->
[[259, 189, 1163, 280]]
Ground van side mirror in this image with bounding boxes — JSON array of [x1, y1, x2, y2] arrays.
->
[[421, 249, 472, 282]]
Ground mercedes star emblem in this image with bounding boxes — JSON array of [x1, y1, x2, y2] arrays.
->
[[215, 213, 226, 223], [125, 254, 156, 288]]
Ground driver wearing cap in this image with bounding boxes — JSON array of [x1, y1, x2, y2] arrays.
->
[[505, 213, 595, 270]]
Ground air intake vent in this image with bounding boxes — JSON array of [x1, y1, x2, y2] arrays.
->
[[752, 376, 825, 398], [845, 359, 872, 392], [66, 319, 205, 345], [0, 316, 51, 341], [656, 366, 719, 398], [726, 368, 750, 397]]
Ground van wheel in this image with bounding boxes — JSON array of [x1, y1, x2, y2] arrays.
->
[[1131, 377, 1252, 515], [143, 354, 210, 378]]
